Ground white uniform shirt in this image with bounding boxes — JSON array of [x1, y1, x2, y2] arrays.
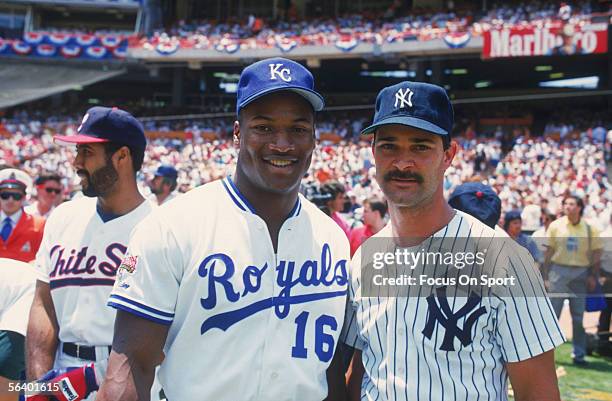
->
[[109, 177, 350, 401], [341, 211, 565, 401], [0, 258, 37, 335], [34, 197, 154, 346]]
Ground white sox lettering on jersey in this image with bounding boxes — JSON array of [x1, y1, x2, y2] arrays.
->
[[341, 211, 565, 401], [34, 197, 154, 346], [108, 177, 350, 401]]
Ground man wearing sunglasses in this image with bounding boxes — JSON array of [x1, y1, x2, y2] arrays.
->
[[24, 174, 64, 219], [0, 168, 45, 263]]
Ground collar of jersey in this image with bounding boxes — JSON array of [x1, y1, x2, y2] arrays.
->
[[222, 176, 301, 218]]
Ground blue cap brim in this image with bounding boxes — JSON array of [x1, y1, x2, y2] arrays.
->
[[238, 87, 324, 113], [361, 116, 448, 136]]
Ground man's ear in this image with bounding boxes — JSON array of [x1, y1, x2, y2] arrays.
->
[[443, 140, 458, 168], [233, 121, 241, 148], [113, 146, 131, 167]]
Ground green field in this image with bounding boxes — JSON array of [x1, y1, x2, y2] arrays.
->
[[555, 342, 612, 401]]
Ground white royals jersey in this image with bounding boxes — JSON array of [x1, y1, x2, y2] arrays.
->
[[341, 210, 565, 401], [109, 177, 350, 401], [34, 197, 154, 346], [0, 258, 37, 336]]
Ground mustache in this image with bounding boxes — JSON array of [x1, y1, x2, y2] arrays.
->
[[383, 170, 424, 183]]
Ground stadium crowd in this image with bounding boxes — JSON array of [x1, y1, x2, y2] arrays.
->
[[136, 1, 605, 51], [1, 109, 610, 232]]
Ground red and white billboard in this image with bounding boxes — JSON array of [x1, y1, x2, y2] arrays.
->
[[482, 23, 608, 59]]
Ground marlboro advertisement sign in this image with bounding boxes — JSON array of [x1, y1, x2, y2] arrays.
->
[[482, 23, 608, 58]]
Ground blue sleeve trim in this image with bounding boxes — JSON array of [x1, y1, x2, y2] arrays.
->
[[108, 302, 173, 326], [109, 294, 175, 318]]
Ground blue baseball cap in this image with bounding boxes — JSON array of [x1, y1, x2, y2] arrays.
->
[[54, 106, 146, 153], [448, 183, 501, 229], [236, 57, 324, 115], [361, 81, 453, 137], [155, 165, 178, 180]]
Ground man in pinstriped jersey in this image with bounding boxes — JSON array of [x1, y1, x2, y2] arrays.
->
[[340, 81, 565, 401]]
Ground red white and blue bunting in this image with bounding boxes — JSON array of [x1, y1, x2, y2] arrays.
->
[[0, 32, 128, 60], [443, 32, 471, 49]]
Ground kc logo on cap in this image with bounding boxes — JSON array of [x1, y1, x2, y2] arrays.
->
[[236, 57, 324, 114], [269, 63, 292, 82]]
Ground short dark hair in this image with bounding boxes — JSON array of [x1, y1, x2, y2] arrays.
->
[[321, 181, 345, 200], [104, 142, 144, 173], [162, 177, 178, 192], [35, 174, 62, 186], [365, 197, 387, 218], [562, 195, 584, 217]]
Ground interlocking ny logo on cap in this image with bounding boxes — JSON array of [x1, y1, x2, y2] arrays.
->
[[394, 87, 414, 108], [269, 63, 292, 82]]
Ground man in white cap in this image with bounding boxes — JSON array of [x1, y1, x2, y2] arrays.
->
[[0, 168, 45, 263]]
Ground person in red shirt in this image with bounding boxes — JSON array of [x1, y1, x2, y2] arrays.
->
[[322, 181, 351, 238], [0, 168, 45, 263], [349, 197, 387, 256]]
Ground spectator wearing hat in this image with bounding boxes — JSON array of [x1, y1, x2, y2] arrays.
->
[[149, 164, 179, 206], [348, 197, 387, 256], [504, 210, 542, 263], [448, 182, 502, 230], [24, 173, 64, 219], [0, 168, 45, 263], [542, 195, 603, 365]]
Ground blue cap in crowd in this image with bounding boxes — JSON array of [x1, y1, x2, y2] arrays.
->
[[155, 165, 178, 180], [54, 106, 146, 153], [448, 182, 501, 229], [236, 57, 324, 115], [361, 81, 453, 137], [504, 210, 523, 231]]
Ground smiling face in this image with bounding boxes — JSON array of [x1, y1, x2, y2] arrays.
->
[[372, 124, 455, 209], [234, 91, 315, 195]]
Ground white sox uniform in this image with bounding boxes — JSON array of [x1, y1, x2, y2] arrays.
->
[[341, 210, 565, 401], [108, 177, 350, 401], [33, 196, 154, 380]]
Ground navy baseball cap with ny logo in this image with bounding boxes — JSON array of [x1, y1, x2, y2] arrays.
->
[[236, 57, 324, 115], [361, 81, 454, 137], [54, 106, 146, 153]]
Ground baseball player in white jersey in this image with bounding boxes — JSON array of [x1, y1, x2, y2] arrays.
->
[[0, 259, 37, 382], [25, 106, 154, 401], [341, 82, 565, 401], [97, 57, 350, 401]]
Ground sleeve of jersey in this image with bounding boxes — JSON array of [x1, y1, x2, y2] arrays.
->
[[340, 254, 366, 350], [494, 245, 565, 363], [107, 215, 181, 326]]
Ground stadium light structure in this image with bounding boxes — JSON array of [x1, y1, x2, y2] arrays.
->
[[539, 76, 599, 89]]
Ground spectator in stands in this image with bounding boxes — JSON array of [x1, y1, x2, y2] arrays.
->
[[448, 182, 502, 230], [349, 197, 387, 256], [149, 164, 179, 206], [24, 173, 63, 219], [321, 180, 351, 238], [504, 210, 542, 263], [0, 168, 45, 262], [543, 195, 603, 365]]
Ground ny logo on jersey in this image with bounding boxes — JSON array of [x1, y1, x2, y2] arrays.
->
[[269, 63, 292, 82], [422, 287, 487, 351], [394, 87, 414, 108]]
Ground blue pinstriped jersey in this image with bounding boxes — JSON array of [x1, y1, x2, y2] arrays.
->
[[341, 211, 565, 401]]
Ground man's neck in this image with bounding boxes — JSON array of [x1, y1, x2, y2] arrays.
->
[[389, 197, 455, 245], [567, 215, 581, 225], [97, 182, 145, 216], [37, 201, 52, 215], [156, 192, 169, 205], [369, 219, 386, 234]]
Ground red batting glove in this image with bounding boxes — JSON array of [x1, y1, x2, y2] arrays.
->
[[30, 363, 99, 401]]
